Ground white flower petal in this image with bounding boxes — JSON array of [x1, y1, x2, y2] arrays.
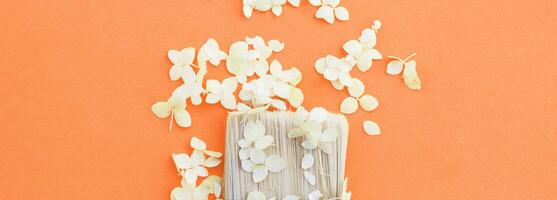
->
[[253, 0, 273, 11], [321, 128, 339, 142], [250, 148, 266, 164], [191, 150, 206, 165], [331, 80, 344, 90], [359, 28, 377, 45], [301, 139, 318, 150], [356, 53, 373, 72], [169, 65, 184, 81], [184, 170, 198, 184], [206, 93, 221, 104], [314, 57, 327, 74], [273, 82, 293, 98], [255, 135, 274, 150], [316, 5, 335, 24], [247, 191, 266, 200], [174, 109, 192, 128], [359, 94, 379, 111], [288, 87, 304, 108], [338, 72, 353, 87], [239, 147, 251, 160], [287, 0, 300, 7], [221, 93, 237, 110], [308, 0, 322, 6], [307, 190, 322, 200], [334, 7, 349, 21], [342, 40, 362, 56], [323, 68, 339, 81], [325, 0, 340, 7], [402, 60, 422, 90], [151, 101, 171, 118], [363, 120, 381, 135], [304, 171, 316, 185], [272, 5, 283, 16], [265, 154, 287, 173], [253, 165, 269, 183], [386, 60, 404, 75], [204, 157, 222, 167], [244, 120, 265, 140], [204, 150, 223, 158], [172, 153, 192, 170], [268, 40, 285, 52], [193, 165, 209, 177], [340, 97, 358, 114], [348, 78, 365, 98], [243, 4, 253, 18], [301, 154, 314, 169], [282, 195, 301, 200], [241, 159, 255, 172], [190, 136, 207, 151], [308, 107, 328, 122], [319, 142, 332, 154], [271, 99, 287, 110], [368, 48, 383, 59]]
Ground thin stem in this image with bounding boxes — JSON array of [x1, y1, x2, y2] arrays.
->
[[169, 110, 174, 132], [387, 55, 404, 61], [403, 53, 417, 63]]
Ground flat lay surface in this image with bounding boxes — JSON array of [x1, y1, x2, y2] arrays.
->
[[1, 0, 556, 199]]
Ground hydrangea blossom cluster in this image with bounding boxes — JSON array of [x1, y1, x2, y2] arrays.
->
[[242, 0, 349, 24], [386, 53, 422, 90], [289, 107, 339, 154], [170, 137, 224, 200], [238, 120, 287, 183], [243, 0, 301, 18], [314, 20, 383, 137], [151, 36, 304, 131]]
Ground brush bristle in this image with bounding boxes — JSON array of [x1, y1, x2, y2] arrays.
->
[[224, 111, 349, 199]]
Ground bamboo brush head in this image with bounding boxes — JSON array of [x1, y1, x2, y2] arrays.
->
[[224, 111, 349, 199]]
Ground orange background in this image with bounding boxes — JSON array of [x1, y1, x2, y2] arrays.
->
[[1, 0, 556, 199]]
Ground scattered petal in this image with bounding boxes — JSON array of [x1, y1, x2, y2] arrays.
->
[[386, 60, 404, 75], [359, 94, 379, 111], [190, 136, 207, 151], [301, 154, 315, 169], [340, 97, 358, 114], [347, 78, 365, 98], [363, 120, 381, 135], [252, 165, 269, 183]]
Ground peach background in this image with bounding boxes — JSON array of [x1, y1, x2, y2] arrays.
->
[[1, 0, 556, 199]]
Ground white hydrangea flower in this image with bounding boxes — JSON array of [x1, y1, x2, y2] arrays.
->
[[172, 151, 209, 184], [315, 55, 355, 90], [172, 138, 223, 185], [238, 120, 274, 150], [240, 150, 287, 183], [239, 75, 275, 106], [168, 47, 196, 81], [172, 63, 204, 106], [288, 107, 327, 138], [309, 0, 349, 24], [243, 0, 300, 18], [387, 53, 421, 90], [205, 77, 238, 110], [151, 95, 191, 131], [342, 26, 383, 72], [197, 38, 227, 68], [226, 41, 259, 83], [340, 78, 379, 114], [171, 175, 223, 200], [289, 107, 339, 153], [170, 184, 210, 200]]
